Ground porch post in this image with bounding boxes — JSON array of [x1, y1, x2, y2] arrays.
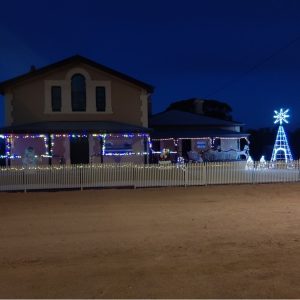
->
[[7, 135, 11, 167], [100, 135, 104, 163], [174, 138, 179, 161], [48, 134, 52, 165], [143, 135, 148, 164]]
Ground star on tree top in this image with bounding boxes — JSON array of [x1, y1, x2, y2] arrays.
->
[[274, 108, 290, 125]]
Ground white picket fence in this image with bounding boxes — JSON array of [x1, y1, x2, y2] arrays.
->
[[0, 161, 300, 192]]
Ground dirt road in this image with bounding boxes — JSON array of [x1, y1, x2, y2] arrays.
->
[[1, 184, 300, 298]]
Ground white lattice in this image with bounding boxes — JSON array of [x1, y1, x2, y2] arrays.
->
[[271, 125, 293, 162]]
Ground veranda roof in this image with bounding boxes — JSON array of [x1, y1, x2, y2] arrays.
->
[[151, 128, 249, 139], [0, 121, 150, 134]]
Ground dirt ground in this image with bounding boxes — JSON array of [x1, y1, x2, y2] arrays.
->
[[1, 184, 300, 298]]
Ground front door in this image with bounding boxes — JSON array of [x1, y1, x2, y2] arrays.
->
[[181, 139, 191, 160], [70, 136, 89, 164]]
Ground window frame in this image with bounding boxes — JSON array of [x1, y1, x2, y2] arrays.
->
[[45, 68, 113, 114], [51, 86, 62, 112], [95, 86, 106, 112], [71, 74, 87, 112]]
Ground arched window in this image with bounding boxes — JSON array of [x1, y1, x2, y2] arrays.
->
[[71, 74, 86, 111]]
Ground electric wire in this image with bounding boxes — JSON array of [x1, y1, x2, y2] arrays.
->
[[206, 34, 300, 97]]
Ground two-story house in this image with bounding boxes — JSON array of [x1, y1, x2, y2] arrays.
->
[[0, 55, 153, 167]]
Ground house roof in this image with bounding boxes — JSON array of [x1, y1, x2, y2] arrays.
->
[[151, 128, 249, 139], [0, 121, 150, 134], [150, 110, 244, 127], [0, 55, 154, 94]]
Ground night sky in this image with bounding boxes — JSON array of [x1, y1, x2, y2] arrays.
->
[[1, 0, 300, 130]]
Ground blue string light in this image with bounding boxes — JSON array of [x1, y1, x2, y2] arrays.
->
[[0, 132, 151, 160]]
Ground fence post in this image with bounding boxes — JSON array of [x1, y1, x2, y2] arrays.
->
[[252, 162, 255, 184], [23, 168, 27, 193], [204, 162, 208, 186], [184, 163, 187, 187], [133, 164, 136, 189], [80, 165, 83, 191]]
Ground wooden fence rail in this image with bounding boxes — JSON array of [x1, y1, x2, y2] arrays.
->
[[0, 161, 299, 192]]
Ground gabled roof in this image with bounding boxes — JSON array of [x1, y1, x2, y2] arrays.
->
[[0, 121, 150, 134], [151, 128, 249, 139], [150, 110, 244, 127], [0, 55, 154, 94]]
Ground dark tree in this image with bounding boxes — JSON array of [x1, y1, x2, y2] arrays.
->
[[247, 127, 277, 161], [166, 98, 232, 120], [202, 100, 232, 121], [290, 128, 300, 160]]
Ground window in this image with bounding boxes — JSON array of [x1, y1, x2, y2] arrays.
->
[[71, 74, 86, 111], [104, 142, 132, 154], [51, 86, 62, 112], [45, 72, 112, 114], [196, 140, 207, 149], [96, 86, 106, 111]]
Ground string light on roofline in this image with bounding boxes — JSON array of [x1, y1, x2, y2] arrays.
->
[[152, 137, 248, 141], [0, 132, 151, 160]]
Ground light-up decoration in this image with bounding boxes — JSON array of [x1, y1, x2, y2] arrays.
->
[[22, 147, 39, 167], [176, 156, 186, 170], [271, 108, 293, 163], [159, 148, 171, 161], [257, 155, 267, 169], [273, 108, 290, 125], [245, 156, 254, 170]]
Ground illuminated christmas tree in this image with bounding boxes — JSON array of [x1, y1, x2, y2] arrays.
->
[[270, 108, 293, 163]]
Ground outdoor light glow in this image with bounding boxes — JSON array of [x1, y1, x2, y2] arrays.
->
[[152, 137, 249, 142], [271, 108, 293, 162], [245, 156, 254, 170], [0, 132, 151, 160], [257, 155, 268, 169], [0, 132, 247, 161], [274, 108, 290, 125]]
